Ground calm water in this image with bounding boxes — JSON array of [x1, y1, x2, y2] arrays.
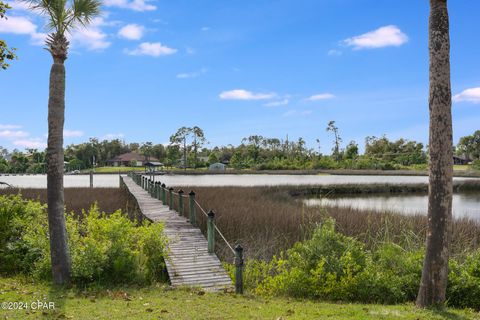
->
[[0, 173, 478, 188], [304, 193, 480, 221]]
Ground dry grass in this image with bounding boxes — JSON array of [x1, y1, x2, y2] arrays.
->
[[0, 188, 129, 215]]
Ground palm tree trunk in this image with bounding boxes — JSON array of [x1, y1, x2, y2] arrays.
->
[[416, 0, 452, 308], [47, 60, 71, 285]]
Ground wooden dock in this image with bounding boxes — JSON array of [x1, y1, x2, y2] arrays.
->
[[121, 175, 233, 292]]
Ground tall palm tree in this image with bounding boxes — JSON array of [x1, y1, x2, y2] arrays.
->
[[26, 0, 101, 285], [417, 0, 453, 308]]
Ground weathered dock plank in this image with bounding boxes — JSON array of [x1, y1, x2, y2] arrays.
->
[[121, 175, 233, 292]]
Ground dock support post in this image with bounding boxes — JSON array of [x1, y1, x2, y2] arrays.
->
[[207, 210, 215, 253], [169, 188, 174, 210], [156, 182, 161, 199], [178, 190, 184, 216], [189, 191, 197, 227], [235, 245, 244, 294], [162, 184, 166, 204]]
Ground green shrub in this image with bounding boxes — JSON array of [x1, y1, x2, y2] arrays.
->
[[354, 244, 423, 304], [471, 160, 480, 171], [0, 194, 46, 274], [447, 250, 480, 309], [0, 194, 168, 285], [254, 218, 366, 298], [237, 218, 478, 309], [311, 157, 338, 170]]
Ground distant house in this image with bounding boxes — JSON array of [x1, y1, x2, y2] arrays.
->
[[107, 152, 159, 167], [209, 162, 226, 172], [453, 155, 472, 165]]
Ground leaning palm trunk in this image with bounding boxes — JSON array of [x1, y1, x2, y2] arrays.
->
[[416, 0, 453, 308], [46, 32, 71, 285]]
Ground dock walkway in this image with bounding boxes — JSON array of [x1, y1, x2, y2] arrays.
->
[[121, 175, 233, 291]]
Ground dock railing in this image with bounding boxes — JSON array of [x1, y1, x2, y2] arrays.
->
[[126, 171, 244, 294]]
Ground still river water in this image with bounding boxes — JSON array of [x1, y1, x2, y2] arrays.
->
[[1, 174, 479, 220]]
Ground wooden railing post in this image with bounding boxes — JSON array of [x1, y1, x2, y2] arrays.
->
[[189, 191, 197, 227], [161, 184, 167, 204], [169, 187, 174, 210], [207, 210, 215, 253], [178, 190, 184, 216], [89, 170, 93, 188], [234, 244, 244, 294], [156, 182, 161, 200]]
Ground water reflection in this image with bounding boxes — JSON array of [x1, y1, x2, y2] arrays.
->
[[304, 193, 480, 221]]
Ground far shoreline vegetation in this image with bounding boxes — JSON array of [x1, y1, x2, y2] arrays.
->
[[1, 126, 480, 175]]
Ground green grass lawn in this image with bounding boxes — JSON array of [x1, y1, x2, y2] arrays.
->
[[93, 166, 146, 173], [453, 164, 471, 171], [1, 277, 478, 320]]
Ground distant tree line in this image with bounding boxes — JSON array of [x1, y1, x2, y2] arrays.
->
[[1, 125, 479, 173]]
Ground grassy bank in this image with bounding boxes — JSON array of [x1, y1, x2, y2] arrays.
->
[[1, 277, 478, 320]]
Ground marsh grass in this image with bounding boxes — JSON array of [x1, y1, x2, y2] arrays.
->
[[0, 188, 129, 215], [179, 186, 480, 261]]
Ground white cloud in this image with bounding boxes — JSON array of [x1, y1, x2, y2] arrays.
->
[[0, 130, 29, 139], [118, 24, 144, 40], [0, 14, 110, 49], [30, 32, 47, 45], [0, 124, 21, 130], [176, 68, 207, 79], [126, 42, 177, 57], [282, 110, 313, 117], [5, 1, 32, 12], [64, 130, 84, 138], [68, 18, 111, 50], [328, 49, 342, 56], [103, 0, 156, 11], [264, 99, 289, 107], [101, 133, 125, 140], [0, 15, 36, 34], [219, 89, 276, 101], [201, 27, 210, 31], [306, 93, 335, 101], [344, 25, 408, 50], [12, 139, 46, 149], [453, 87, 480, 104]]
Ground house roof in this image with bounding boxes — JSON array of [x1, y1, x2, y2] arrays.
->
[[145, 161, 163, 166], [107, 152, 159, 162]]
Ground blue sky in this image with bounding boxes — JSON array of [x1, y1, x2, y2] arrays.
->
[[0, 0, 479, 152]]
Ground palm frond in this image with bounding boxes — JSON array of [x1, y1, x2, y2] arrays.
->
[[68, 0, 101, 28], [21, 0, 101, 35]]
